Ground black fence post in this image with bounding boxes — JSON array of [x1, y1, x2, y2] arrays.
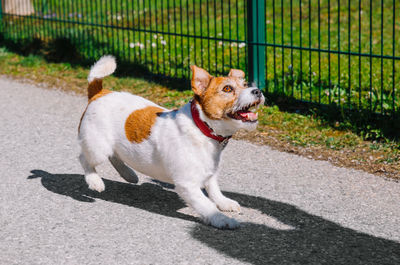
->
[[247, 0, 266, 89]]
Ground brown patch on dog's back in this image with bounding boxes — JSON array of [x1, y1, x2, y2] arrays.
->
[[125, 106, 164, 143]]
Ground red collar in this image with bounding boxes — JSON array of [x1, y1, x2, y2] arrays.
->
[[190, 100, 231, 144]]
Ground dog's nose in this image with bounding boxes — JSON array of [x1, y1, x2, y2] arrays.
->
[[251, 88, 262, 97]]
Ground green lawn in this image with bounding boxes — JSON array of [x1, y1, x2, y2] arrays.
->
[[1, 0, 399, 113]]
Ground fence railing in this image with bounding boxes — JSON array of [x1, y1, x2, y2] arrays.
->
[[0, 0, 398, 116]]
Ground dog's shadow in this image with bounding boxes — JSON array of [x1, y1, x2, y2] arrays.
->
[[28, 169, 197, 222], [192, 191, 400, 264], [29, 170, 400, 265]]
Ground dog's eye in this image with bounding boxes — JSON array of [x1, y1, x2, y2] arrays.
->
[[222, 85, 233, 93]]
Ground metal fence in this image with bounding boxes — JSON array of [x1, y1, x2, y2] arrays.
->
[[0, 0, 398, 115]]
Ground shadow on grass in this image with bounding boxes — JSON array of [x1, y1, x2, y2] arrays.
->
[[29, 169, 400, 265], [0, 34, 190, 91], [265, 92, 400, 141]]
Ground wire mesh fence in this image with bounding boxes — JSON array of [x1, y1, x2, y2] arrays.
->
[[0, 0, 398, 116], [262, 0, 399, 116]]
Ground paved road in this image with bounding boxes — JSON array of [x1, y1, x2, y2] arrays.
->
[[1, 77, 399, 265]]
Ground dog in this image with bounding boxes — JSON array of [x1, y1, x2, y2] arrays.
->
[[78, 56, 264, 229]]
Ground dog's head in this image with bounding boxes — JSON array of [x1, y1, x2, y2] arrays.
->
[[191, 65, 265, 136]]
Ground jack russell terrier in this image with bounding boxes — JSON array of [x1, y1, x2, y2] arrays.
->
[[78, 56, 264, 229]]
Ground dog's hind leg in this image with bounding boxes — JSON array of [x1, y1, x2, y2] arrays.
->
[[79, 153, 105, 192], [109, 155, 139, 183]]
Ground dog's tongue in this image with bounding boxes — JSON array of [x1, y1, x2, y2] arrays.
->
[[238, 111, 258, 121]]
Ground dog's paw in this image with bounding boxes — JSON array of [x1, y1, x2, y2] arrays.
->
[[88, 181, 105, 192], [85, 173, 105, 192], [216, 198, 241, 213], [207, 212, 240, 229]]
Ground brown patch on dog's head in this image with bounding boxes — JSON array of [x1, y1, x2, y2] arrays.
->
[[125, 106, 164, 143], [191, 65, 247, 120], [228, 69, 245, 79], [191, 65, 213, 96]]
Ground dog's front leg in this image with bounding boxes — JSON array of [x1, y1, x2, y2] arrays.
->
[[205, 175, 241, 213], [175, 184, 239, 229]]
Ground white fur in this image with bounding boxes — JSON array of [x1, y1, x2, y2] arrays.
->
[[87, 55, 117, 82], [234, 86, 262, 112], [79, 58, 264, 229]]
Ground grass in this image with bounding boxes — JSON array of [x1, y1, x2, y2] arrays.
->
[[0, 47, 398, 178], [1, 0, 399, 114]]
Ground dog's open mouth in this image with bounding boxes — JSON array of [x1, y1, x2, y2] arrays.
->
[[228, 102, 260, 123]]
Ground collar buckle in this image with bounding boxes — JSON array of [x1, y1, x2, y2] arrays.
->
[[220, 137, 230, 148]]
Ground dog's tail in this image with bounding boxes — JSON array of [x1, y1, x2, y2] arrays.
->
[[87, 55, 117, 100]]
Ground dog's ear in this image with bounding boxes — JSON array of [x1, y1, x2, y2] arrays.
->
[[228, 69, 245, 79], [191, 65, 212, 96]]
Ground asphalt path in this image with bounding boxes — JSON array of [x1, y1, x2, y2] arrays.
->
[[1, 77, 399, 265]]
